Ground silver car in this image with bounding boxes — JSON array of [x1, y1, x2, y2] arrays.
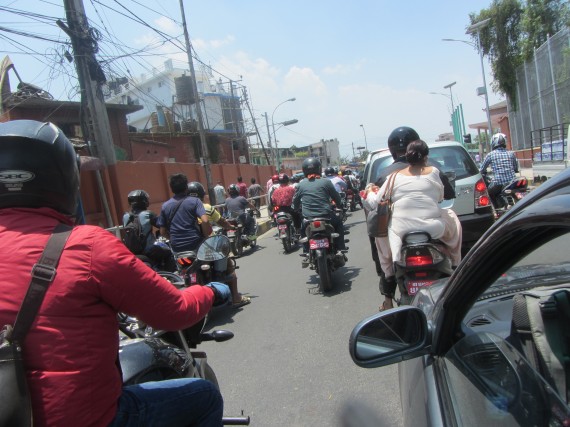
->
[[361, 141, 495, 253]]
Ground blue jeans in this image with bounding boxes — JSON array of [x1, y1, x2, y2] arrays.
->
[[108, 378, 223, 427]]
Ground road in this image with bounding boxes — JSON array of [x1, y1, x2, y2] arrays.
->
[[201, 210, 403, 426]]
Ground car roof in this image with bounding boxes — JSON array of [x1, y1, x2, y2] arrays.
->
[[433, 166, 570, 354]]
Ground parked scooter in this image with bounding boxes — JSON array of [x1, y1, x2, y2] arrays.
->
[[273, 206, 298, 253], [119, 306, 250, 425], [394, 231, 453, 306], [299, 217, 348, 293], [225, 208, 258, 257]]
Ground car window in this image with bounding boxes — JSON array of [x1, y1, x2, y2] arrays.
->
[[369, 154, 394, 184], [443, 233, 570, 425], [429, 146, 479, 181]]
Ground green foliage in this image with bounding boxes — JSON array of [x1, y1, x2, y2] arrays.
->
[[469, 0, 570, 111]]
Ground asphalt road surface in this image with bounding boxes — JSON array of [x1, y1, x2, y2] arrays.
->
[[201, 210, 403, 427]]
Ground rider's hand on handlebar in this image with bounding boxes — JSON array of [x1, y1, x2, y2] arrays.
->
[[206, 282, 231, 306]]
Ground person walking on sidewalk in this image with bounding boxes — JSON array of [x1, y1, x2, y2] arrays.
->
[[247, 177, 263, 216]]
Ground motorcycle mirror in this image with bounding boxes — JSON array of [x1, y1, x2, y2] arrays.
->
[[197, 235, 231, 261]]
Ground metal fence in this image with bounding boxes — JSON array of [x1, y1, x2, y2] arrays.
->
[[509, 27, 570, 157]]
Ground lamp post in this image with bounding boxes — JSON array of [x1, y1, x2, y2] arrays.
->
[[444, 81, 456, 114], [443, 17, 493, 139], [271, 97, 296, 171], [359, 124, 368, 152]]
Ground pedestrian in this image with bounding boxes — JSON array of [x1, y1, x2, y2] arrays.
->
[[247, 177, 264, 215], [236, 176, 248, 197], [0, 119, 230, 426], [214, 180, 227, 216]]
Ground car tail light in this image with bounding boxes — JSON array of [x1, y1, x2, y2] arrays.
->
[[406, 255, 433, 266], [475, 178, 491, 208]]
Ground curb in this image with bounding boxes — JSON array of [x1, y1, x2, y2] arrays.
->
[[256, 217, 273, 237]]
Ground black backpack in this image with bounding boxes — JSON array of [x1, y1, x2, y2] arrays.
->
[[122, 213, 147, 255]]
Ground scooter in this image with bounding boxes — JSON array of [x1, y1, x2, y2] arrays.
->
[[394, 231, 453, 306]]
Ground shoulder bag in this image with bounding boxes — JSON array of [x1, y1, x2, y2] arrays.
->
[[0, 223, 72, 427], [367, 171, 398, 238]]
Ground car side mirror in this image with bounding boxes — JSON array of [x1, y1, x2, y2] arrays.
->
[[349, 306, 430, 368]]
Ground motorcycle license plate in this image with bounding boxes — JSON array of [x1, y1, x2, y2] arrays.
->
[[227, 230, 235, 237], [406, 280, 434, 295], [515, 192, 527, 200], [309, 238, 329, 249], [186, 273, 198, 285], [278, 224, 287, 230]]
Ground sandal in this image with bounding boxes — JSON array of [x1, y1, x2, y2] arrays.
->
[[379, 300, 393, 312], [232, 296, 251, 308]]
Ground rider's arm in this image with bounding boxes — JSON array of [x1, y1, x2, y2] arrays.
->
[[479, 154, 491, 175], [511, 152, 519, 173], [199, 214, 212, 237]]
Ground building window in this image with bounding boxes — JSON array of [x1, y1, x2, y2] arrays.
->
[[147, 86, 152, 93]]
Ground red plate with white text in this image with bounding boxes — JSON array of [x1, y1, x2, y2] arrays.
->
[[309, 238, 330, 249], [406, 280, 434, 295], [278, 224, 287, 230]]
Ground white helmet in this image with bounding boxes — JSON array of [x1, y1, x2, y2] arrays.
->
[[491, 133, 507, 150]]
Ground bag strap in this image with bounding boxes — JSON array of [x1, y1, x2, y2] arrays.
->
[[166, 196, 188, 231], [11, 223, 73, 344], [381, 171, 399, 202]]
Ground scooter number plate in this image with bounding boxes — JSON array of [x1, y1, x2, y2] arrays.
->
[[278, 224, 288, 230], [227, 230, 236, 237], [309, 238, 329, 249], [406, 280, 434, 295], [515, 192, 527, 200]]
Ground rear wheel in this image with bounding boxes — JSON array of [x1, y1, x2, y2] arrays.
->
[[282, 228, 292, 253], [316, 250, 333, 293]]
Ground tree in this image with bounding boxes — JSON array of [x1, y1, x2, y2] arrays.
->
[[469, 0, 570, 110]]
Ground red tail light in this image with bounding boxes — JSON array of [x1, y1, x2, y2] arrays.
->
[[475, 181, 487, 192], [475, 178, 491, 208], [273, 206, 280, 212], [406, 255, 433, 266], [313, 221, 321, 228]]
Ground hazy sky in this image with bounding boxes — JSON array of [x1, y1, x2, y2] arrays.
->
[[2, 0, 504, 158]]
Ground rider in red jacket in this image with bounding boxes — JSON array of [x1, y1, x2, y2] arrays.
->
[[0, 120, 230, 427]]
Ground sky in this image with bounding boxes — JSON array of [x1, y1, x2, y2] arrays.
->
[[1, 0, 504, 159]]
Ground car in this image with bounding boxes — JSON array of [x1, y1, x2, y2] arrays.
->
[[349, 167, 570, 426], [360, 141, 495, 254]]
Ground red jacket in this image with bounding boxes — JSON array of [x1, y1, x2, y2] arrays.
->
[[0, 207, 215, 427]]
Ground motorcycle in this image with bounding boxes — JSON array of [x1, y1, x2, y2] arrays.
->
[[119, 302, 250, 425], [335, 197, 348, 223], [394, 231, 453, 306], [225, 209, 258, 257], [345, 188, 357, 212], [299, 217, 348, 293], [483, 174, 530, 217], [273, 206, 298, 253], [171, 234, 236, 288]]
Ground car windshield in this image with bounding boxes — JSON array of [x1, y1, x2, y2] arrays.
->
[[369, 145, 479, 184], [429, 146, 479, 180]]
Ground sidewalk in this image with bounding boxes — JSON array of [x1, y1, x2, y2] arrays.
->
[[255, 205, 274, 237]]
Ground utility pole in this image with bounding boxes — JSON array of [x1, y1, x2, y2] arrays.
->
[[179, 0, 214, 202], [352, 142, 356, 160], [241, 87, 271, 165], [58, 0, 115, 228], [59, 0, 116, 166], [262, 113, 275, 167]]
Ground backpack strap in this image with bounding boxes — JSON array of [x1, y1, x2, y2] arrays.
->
[[166, 197, 188, 231], [11, 223, 73, 345]]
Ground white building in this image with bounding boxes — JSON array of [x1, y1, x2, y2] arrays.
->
[[104, 59, 244, 135]]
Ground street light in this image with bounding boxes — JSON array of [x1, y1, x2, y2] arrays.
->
[[443, 17, 493, 138], [271, 97, 296, 171], [444, 81, 456, 114], [359, 124, 368, 151]]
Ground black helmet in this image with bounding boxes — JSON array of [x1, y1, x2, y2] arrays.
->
[[127, 189, 149, 209], [302, 157, 321, 176], [0, 120, 80, 215], [387, 126, 420, 159], [187, 181, 206, 200], [228, 183, 239, 197], [278, 173, 289, 184], [324, 166, 335, 176]]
